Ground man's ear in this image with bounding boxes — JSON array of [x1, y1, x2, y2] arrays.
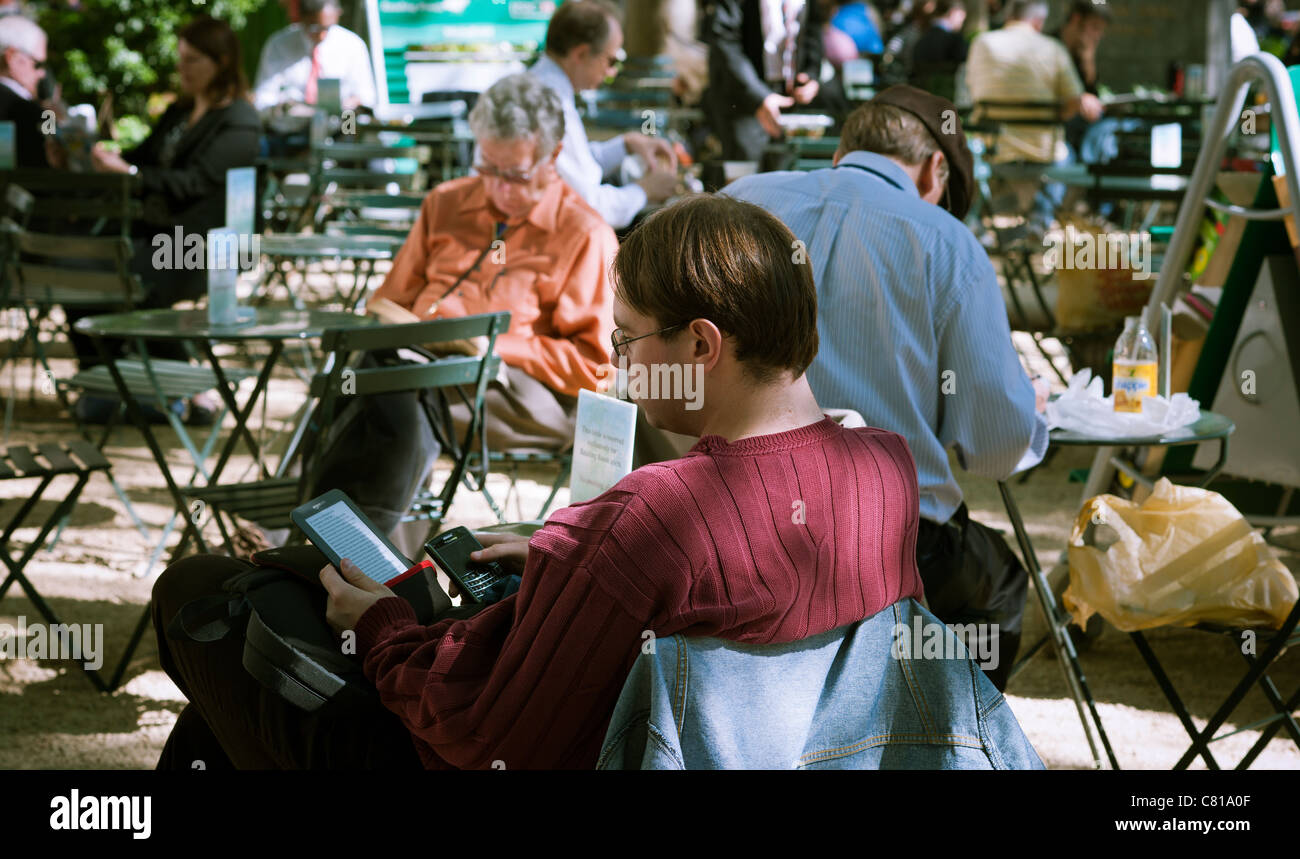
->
[[688, 317, 725, 374], [917, 151, 946, 205]]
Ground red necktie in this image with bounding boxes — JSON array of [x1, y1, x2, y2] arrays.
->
[[304, 44, 321, 105]]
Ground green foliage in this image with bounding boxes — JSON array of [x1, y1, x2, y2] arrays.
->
[[36, 0, 265, 120], [112, 112, 151, 149]]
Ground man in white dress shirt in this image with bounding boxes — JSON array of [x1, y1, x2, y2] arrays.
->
[[529, 0, 677, 229], [253, 0, 376, 114]]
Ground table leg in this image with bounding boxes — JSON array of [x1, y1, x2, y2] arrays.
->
[[89, 334, 209, 558], [999, 480, 1120, 769], [166, 341, 284, 563], [1129, 630, 1220, 769], [1197, 437, 1231, 488], [197, 339, 280, 482], [1172, 603, 1300, 770]]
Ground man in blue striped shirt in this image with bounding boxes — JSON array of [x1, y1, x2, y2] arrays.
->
[[724, 86, 1049, 689]]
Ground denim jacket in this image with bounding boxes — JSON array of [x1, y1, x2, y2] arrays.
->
[[596, 598, 1045, 770]]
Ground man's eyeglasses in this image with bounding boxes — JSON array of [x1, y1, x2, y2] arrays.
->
[[610, 323, 683, 359], [18, 50, 45, 70], [602, 48, 625, 73], [473, 149, 558, 186]]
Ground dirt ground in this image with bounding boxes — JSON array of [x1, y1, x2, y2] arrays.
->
[[1, 332, 1298, 771]]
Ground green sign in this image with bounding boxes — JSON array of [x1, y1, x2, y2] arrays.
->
[[375, 0, 556, 51]]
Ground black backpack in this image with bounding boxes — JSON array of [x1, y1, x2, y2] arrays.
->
[[166, 546, 442, 713]]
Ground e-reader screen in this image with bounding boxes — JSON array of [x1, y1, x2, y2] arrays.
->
[[298, 495, 409, 585]]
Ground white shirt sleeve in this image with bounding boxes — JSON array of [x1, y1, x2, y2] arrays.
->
[[529, 57, 647, 227], [337, 28, 378, 108], [253, 31, 298, 111], [588, 134, 628, 181], [554, 138, 647, 228]]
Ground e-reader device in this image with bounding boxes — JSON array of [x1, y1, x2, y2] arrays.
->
[[291, 489, 426, 587]]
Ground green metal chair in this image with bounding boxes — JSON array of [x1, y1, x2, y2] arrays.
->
[[254, 234, 401, 311], [457, 448, 573, 525], [3, 224, 252, 558], [0, 438, 121, 690], [297, 141, 432, 232], [322, 190, 425, 241], [185, 311, 511, 555], [0, 169, 142, 238]]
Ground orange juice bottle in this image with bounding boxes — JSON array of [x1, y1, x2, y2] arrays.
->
[[1113, 315, 1159, 413]]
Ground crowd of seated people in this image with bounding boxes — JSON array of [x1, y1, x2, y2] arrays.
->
[[0, 0, 1085, 769]]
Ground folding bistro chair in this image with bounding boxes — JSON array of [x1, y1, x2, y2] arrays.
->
[[254, 234, 400, 312], [0, 438, 118, 690], [321, 189, 425, 240], [5, 224, 254, 561], [0, 169, 142, 239], [296, 141, 432, 233], [3, 227, 144, 407], [1131, 604, 1300, 770], [456, 448, 573, 525], [185, 312, 510, 554]]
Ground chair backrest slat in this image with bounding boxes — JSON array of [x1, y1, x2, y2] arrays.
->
[[15, 265, 139, 297], [319, 143, 433, 162], [325, 312, 510, 353], [17, 230, 129, 261], [308, 354, 498, 398], [319, 169, 418, 189], [0, 169, 143, 236]]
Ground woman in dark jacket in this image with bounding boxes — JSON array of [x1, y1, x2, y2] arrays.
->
[[73, 15, 261, 423]]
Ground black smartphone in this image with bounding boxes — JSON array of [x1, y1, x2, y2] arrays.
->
[[424, 527, 508, 604]]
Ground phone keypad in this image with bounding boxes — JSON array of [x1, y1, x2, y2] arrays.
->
[[461, 563, 505, 600]]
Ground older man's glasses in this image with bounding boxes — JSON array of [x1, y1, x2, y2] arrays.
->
[[473, 149, 558, 186], [610, 323, 683, 359]]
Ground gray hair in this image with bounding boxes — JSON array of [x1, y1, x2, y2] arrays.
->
[[468, 73, 566, 157], [0, 14, 43, 59], [299, 0, 342, 15], [1007, 0, 1050, 21]]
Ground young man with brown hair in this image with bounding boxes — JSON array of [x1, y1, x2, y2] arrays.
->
[[150, 194, 926, 769]]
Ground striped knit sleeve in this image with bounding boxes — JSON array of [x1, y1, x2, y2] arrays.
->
[[354, 498, 660, 769]]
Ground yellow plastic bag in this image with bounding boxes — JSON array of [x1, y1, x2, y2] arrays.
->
[[1064, 478, 1298, 632]]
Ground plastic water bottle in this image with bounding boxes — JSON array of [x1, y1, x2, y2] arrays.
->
[[207, 228, 241, 326], [1113, 315, 1158, 413]]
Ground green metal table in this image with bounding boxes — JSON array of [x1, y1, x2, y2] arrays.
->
[[75, 307, 380, 689]]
